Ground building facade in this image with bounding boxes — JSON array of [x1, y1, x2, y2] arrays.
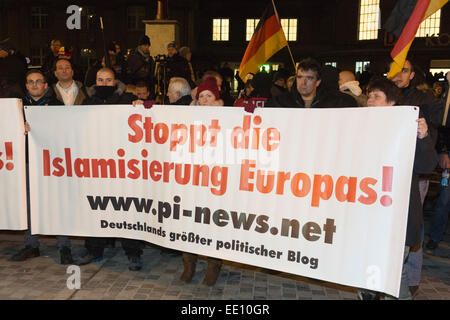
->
[[1, 0, 449, 85]]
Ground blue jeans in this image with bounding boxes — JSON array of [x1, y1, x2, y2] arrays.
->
[[429, 185, 450, 243], [405, 224, 424, 287]]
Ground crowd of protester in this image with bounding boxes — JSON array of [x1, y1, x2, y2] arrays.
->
[[0, 35, 449, 298]]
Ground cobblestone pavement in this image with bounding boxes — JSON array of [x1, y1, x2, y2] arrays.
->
[[0, 213, 448, 300]]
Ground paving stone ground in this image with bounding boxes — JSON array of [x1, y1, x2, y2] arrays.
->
[[0, 211, 448, 300]]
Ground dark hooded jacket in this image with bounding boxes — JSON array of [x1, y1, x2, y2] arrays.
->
[[400, 84, 443, 128], [83, 80, 137, 105], [22, 87, 62, 106], [268, 66, 357, 108], [268, 83, 357, 108]]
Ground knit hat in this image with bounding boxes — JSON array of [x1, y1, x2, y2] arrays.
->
[[196, 77, 220, 100], [167, 41, 177, 49], [139, 35, 151, 46]]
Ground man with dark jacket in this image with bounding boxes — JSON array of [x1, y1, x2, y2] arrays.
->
[[77, 68, 145, 271], [125, 35, 155, 91], [425, 71, 450, 253], [269, 58, 357, 108], [22, 69, 61, 106], [166, 41, 191, 85], [10, 70, 74, 265], [391, 60, 443, 129], [389, 59, 444, 297], [167, 77, 192, 105]]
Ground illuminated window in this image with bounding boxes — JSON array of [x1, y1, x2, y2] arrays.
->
[[325, 62, 337, 67], [281, 19, 297, 41], [416, 9, 441, 37], [213, 19, 229, 41], [246, 19, 260, 41], [355, 61, 370, 73], [358, 0, 380, 40]]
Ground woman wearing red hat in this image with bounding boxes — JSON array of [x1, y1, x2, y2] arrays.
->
[[181, 76, 223, 286], [191, 76, 224, 106]]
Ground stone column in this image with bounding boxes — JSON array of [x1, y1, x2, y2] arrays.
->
[[142, 19, 179, 57], [142, 0, 179, 57]]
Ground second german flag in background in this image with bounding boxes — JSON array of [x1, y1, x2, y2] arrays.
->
[[387, 0, 448, 78], [238, 0, 288, 82]]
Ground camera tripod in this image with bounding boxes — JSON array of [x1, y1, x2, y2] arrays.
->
[[154, 61, 168, 104]]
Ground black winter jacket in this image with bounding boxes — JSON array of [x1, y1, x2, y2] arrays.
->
[[407, 135, 439, 247], [267, 85, 358, 108], [83, 81, 137, 105]]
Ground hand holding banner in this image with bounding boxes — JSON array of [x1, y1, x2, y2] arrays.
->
[[25, 104, 418, 297]]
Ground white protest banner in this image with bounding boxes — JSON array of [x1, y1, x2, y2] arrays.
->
[[0, 98, 27, 230], [26, 104, 418, 297]]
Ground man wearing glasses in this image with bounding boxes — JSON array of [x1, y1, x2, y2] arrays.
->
[[10, 69, 73, 265], [22, 69, 61, 106]]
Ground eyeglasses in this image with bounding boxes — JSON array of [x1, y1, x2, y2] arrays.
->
[[27, 79, 45, 85]]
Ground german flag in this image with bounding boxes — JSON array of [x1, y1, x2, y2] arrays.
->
[[386, 0, 448, 78], [238, 1, 288, 81]]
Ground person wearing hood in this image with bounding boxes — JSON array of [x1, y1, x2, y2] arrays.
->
[[339, 70, 368, 107], [268, 58, 357, 109], [270, 70, 288, 98], [125, 35, 155, 90], [78, 68, 145, 271], [83, 68, 137, 105]]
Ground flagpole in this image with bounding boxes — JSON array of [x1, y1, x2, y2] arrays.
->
[[272, 0, 296, 73], [285, 41, 297, 74]]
